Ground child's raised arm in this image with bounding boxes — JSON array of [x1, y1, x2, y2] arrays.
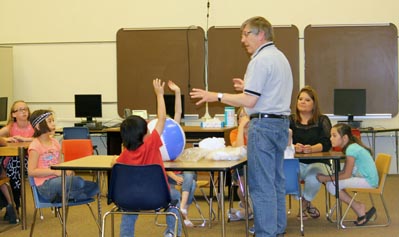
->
[[167, 80, 182, 123], [153, 78, 166, 135]]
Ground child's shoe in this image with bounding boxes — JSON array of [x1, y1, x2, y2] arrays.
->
[[6, 204, 17, 224], [184, 219, 194, 227]]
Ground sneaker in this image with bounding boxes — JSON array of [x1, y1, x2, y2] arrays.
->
[[229, 207, 240, 214], [248, 225, 255, 235], [184, 219, 194, 227], [229, 210, 254, 221], [164, 232, 174, 237], [6, 204, 17, 224], [228, 212, 241, 221]]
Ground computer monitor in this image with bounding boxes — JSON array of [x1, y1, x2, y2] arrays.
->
[[164, 94, 184, 120], [0, 97, 8, 122], [74, 94, 102, 123], [334, 89, 366, 122]]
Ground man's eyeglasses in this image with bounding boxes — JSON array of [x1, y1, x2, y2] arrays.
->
[[13, 107, 28, 113], [241, 30, 253, 37]]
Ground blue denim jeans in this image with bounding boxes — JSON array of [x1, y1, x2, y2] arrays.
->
[[119, 188, 182, 237], [247, 117, 289, 237], [37, 176, 99, 202], [168, 172, 197, 206], [300, 162, 328, 202]]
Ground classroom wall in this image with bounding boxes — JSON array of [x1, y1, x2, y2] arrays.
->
[[0, 0, 399, 129]]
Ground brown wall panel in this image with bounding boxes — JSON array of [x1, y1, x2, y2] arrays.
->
[[207, 25, 300, 115], [305, 24, 398, 116], [116, 27, 205, 117], [117, 25, 300, 117]]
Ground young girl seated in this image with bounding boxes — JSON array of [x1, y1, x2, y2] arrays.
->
[[165, 80, 197, 227], [316, 123, 378, 226], [0, 137, 18, 224], [27, 110, 99, 203], [0, 100, 34, 214], [112, 79, 182, 237]]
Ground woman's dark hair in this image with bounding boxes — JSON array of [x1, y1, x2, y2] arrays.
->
[[294, 85, 322, 125], [29, 109, 53, 137], [333, 123, 372, 155], [120, 115, 148, 150]]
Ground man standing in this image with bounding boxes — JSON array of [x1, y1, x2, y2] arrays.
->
[[190, 16, 293, 237]]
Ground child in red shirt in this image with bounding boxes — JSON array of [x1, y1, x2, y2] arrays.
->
[[113, 79, 182, 237]]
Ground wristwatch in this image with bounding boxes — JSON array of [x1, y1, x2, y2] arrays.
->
[[217, 93, 223, 102]]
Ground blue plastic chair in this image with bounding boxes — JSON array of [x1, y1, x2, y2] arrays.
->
[[28, 176, 98, 237], [101, 164, 188, 237], [62, 127, 90, 140], [284, 159, 304, 236], [62, 127, 98, 154]]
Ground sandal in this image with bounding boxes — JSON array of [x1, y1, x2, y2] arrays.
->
[[297, 210, 308, 220], [354, 207, 376, 226], [306, 203, 320, 219]]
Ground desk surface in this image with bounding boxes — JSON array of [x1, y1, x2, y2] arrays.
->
[[294, 151, 345, 160], [0, 142, 30, 156], [359, 127, 399, 133], [51, 155, 247, 172], [103, 126, 235, 133]]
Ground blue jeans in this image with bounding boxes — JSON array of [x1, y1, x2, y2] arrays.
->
[[300, 162, 328, 202], [247, 117, 289, 237], [37, 176, 99, 202], [119, 188, 182, 237], [168, 172, 197, 206]]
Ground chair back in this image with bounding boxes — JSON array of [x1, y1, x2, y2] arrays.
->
[[29, 176, 55, 209], [62, 139, 93, 162], [284, 159, 301, 196], [108, 163, 171, 211], [63, 127, 90, 140], [375, 153, 391, 190]]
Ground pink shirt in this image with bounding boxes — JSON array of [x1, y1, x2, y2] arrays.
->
[[9, 122, 34, 137], [28, 138, 61, 186]]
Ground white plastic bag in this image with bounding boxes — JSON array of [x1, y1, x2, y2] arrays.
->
[[205, 146, 247, 161], [177, 147, 210, 162]]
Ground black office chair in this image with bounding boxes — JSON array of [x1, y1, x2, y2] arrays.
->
[[101, 164, 188, 237]]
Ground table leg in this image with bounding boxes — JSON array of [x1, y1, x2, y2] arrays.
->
[[18, 147, 27, 230], [61, 170, 67, 237], [208, 171, 214, 228], [97, 171, 102, 237], [219, 171, 225, 237], [243, 164, 249, 237], [334, 159, 341, 229], [372, 133, 376, 159], [395, 131, 398, 173]]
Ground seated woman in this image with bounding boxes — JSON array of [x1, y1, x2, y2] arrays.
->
[[289, 86, 332, 220]]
